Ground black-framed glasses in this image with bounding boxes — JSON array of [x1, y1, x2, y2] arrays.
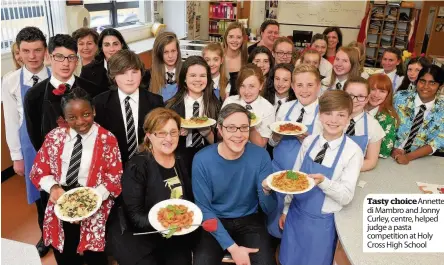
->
[[153, 130, 179, 138], [348, 94, 368, 102], [275, 51, 293, 58], [418, 79, 438, 87], [51, 53, 79, 62], [222, 125, 250, 133]]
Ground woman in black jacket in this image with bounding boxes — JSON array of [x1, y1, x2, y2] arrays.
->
[[107, 107, 194, 265], [80, 28, 151, 91]]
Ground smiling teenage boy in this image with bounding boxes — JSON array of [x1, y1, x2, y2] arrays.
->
[[2, 26, 51, 257]]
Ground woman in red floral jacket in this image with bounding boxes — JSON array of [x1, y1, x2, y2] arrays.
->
[[30, 87, 122, 265]]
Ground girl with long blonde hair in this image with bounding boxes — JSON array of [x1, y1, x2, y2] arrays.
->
[[203, 43, 231, 101]]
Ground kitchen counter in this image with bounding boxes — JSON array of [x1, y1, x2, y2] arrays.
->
[[335, 157, 444, 265], [1, 238, 41, 265]]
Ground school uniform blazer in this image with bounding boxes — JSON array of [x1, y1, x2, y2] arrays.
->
[[394, 90, 444, 153], [30, 124, 122, 253], [24, 76, 104, 151], [80, 58, 152, 90], [93, 88, 164, 165]]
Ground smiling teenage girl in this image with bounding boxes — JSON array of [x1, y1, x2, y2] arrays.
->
[[377, 47, 405, 92], [325, 46, 360, 93], [397, 56, 430, 92], [203, 43, 231, 101], [223, 64, 275, 147], [224, 22, 248, 96]]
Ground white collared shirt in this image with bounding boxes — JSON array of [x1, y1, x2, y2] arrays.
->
[[213, 74, 231, 99], [49, 75, 75, 90], [104, 60, 108, 70], [367, 106, 379, 117], [184, 94, 204, 147], [222, 95, 275, 138], [165, 66, 176, 82], [397, 94, 436, 150], [118, 88, 140, 143], [284, 133, 364, 214], [2, 66, 49, 160], [319, 58, 333, 81], [39, 124, 109, 200], [346, 111, 386, 143], [270, 99, 321, 146], [377, 69, 404, 92]]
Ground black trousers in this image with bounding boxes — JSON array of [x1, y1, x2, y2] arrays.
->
[[35, 190, 49, 232], [52, 221, 107, 265], [193, 213, 276, 265]]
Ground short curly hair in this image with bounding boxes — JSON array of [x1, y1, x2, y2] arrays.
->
[[16, 26, 47, 48], [72, 27, 99, 44]]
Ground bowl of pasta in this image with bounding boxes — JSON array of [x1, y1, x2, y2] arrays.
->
[[54, 187, 102, 222], [148, 199, 203, 238], [266, 170, 315, 194]]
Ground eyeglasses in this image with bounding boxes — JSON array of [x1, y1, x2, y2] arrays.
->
[[222, 125, 250, 133], [275, 51, 293, 58], [348, 94, 368, 102], [51, 53, 79, 62], [418, 79, 438, 87], [153, 130, 179, 138]]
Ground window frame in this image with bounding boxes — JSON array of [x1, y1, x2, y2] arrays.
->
[[84, 0, 141, 29]]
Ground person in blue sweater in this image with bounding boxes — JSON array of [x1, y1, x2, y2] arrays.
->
[[192, 103, 277, 265]]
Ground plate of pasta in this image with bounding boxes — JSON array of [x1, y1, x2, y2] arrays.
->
[[148, 199, 203, 237], [181, 117, 216, 129], [270, 121, 307, 136], [266, 170, 315, 194], [249, 112, 262, 127], [54, 187, 102, 222]]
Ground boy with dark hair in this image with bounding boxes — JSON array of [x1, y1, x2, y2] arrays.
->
[[2, 26, 50, 257], [24, 34, 106, 152]]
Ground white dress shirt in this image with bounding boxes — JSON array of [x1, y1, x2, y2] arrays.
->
[[50, 75, 75, 89], [320, 77, 347, 95], [270, 99, 322, 146], [213, 74, 231, 99], [2, 66, 49, 160], [319, 58, 333, 80], [104, 60, 108, 70], [284, 133, 364, 214], [39, 124, 109, 200], [222, 95, 275, 138], [376, 69, 404, 92], [184, 94, 204, 147], [347, 111, 386, 143], [165, 66, 176, 82], [367, 106, 379, 117], [118, 88, 140, 143], [397, 94, 436, 150]]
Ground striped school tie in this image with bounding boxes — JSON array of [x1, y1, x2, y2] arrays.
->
[[314, 142, 329, 164], [66, 135, 82, 187], [191, 101, 204, 148], [276, 100, 282, 114], [296, 108, 305, 123], [404, 105, 426, 152], [245, 104, 252, 111], [346, 119, 356, 136], [336, 82, 342, 90], [125, 97, 137, 160], [32, 75, 39, 86]]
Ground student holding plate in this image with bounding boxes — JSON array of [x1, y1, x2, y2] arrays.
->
[[29, 87, 123, 265], [268, 90, 363, 265], [166, 56, 221, 159], [108, 108, 195, 265]]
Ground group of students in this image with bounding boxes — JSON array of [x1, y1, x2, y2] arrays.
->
[[2, 18, 443, 265]]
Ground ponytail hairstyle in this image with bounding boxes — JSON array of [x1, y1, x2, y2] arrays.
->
[[150, 32, 182, 95], [397, 56, 431, 91], [166, 56, 221, 120], [264, 63, 296, 105], [382, 47, 404, 76], [139, 107, 181, 153], [348, 41, 365, 74], [203, 43, 229, 100], [329, 46, 361, 88], [223, 22, 248, 66]]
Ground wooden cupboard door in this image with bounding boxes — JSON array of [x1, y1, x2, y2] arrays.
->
[[415, 1, 444, 57]]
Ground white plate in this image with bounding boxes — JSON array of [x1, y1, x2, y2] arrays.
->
[[250, 115, 262, 127], [148, 199, 203, 236], [270, 121, 307, 136], [181, 118, 216, 129], [54, 187, 102, 222], [266, 170, 316, 195]]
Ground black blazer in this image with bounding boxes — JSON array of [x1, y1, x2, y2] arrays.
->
[[121, 151, 194, 232], [81, 59, 152, 90], [24, 76, 103, 151], [93, 88, 163, 165]]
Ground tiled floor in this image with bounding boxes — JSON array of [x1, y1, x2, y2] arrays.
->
[[1, 175, 350, 265], [1, 175, 57, 265]]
